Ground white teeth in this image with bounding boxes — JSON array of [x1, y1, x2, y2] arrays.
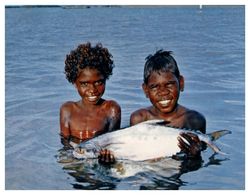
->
[[88, 96, 98, 101], [159, 100, 171, 106]]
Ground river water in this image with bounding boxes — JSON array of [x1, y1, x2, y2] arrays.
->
[[5, 5, 245, 190]]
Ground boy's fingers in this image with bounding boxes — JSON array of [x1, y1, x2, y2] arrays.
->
[[178, 133, 202, 157], [180, 132, 200, 146], [98, 149, 115, 164], [110, 154, 115, 162], [177, 136, 190, 152], [106, 149, 111, 156], [180, 133, 193, 144], [188, 133, 201, 144], [99, 149, 105, 155]]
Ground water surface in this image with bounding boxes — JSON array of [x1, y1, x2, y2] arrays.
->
[[5, 5, 245, 190]]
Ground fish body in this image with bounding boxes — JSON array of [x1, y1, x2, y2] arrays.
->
[[73, 120, 231, 161]]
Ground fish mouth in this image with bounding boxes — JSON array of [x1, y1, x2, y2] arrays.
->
[[75, 147, 85, 154], [73, 148, 86, 159], [158, 100, 171, 107]]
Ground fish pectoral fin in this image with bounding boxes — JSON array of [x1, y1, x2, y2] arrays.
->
[[69, 141, 79, 149], [144, 157, 165, 163], [208, 130, 232, 141], [102, 142, 125, 148]]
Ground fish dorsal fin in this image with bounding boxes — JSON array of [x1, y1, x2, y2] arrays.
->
[[140, 119, 165, 125], [208, 130, 232, 141], [140, 119, 170, 126], [156, 120, 171, 126]]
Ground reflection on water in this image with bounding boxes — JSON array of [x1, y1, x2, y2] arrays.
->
[[56, 147, 228, 190]]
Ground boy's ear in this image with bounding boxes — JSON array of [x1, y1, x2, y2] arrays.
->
[[142, 83, 149, 98], [179, 75, 184, 92]]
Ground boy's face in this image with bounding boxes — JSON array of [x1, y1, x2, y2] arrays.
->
[[142, 71, 184, 114], [75, 67, 106, 105]]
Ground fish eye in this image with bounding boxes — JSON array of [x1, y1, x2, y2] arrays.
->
[[85, 148, 92, 153]]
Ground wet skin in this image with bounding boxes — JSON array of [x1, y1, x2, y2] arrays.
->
[[130, 71, 206, 157], [131, 71, 205, 132], [60, 68, 120, 163], [60, 68, 121, 140]]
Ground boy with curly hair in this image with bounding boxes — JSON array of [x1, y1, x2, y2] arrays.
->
[[60, 42, 120, 163]]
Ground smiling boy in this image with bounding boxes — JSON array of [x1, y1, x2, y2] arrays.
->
[[130, 50, 206, 157], [60, 42, 121, 163]]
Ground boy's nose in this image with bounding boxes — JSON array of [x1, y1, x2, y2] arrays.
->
[[88, 84, 97, 93], [159, 88, 170, 96]]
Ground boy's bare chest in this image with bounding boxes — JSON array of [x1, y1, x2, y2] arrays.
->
[[72, 106, 108, 124], [69, 119, 108, 141], [148, 108, 187, 128], [69, 106, 109, 137]]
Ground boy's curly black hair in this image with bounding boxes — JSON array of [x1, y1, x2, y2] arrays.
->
[[144, 49, 180, 84], [64, 42, 114, 83]]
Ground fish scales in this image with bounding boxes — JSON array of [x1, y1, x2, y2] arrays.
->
[[72, 120, 231, 161]]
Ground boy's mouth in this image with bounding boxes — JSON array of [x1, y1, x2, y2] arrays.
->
[[87, 96, 99, 102], [158, 100, 171, 107]]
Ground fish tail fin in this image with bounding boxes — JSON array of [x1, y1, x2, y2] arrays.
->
[[208, 130, 232, 141], [203, 130, 231, 155], [205, 141, 228, 155]]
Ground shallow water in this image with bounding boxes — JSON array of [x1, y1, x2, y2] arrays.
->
[[5, 5, 245, 190]]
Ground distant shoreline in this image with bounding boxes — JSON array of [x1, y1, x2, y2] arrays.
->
[[5, 5, 243, 9], [5, 5, 121, 9]]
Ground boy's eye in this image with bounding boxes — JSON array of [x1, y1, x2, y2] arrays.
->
[[149, 84, 158, 90], [80, 82, 88, 87], [166, 82, 176, 88], [95, 80, 105, 86], [166, 83, 173, 87]]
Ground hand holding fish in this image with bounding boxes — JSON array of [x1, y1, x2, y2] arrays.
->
[[98, 149, 116, 165], [178, 132, 202, 158]]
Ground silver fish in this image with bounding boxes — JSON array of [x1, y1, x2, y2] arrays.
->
[[72, 120, 231, 161]]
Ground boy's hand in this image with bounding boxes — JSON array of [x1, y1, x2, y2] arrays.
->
[[98, 149, 116, 165], [177, 132, 202, 158]]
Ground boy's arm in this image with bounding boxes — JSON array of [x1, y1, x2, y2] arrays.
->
[[185, 110, 206, 133], [60, 104, 71, 139], [98, 101, 120, 165], [107, 101, 121, 131], [176, 111, 207, 159]]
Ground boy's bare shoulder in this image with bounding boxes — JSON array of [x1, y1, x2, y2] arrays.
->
[[185, 109, 206, 133], [103, 99, 121, 113], [186, 109, 205, 122], [130, 108, 151, 125], [131, 108, 150, 117], [104, 99, 120, 107], [60, 101, 76, 111]]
